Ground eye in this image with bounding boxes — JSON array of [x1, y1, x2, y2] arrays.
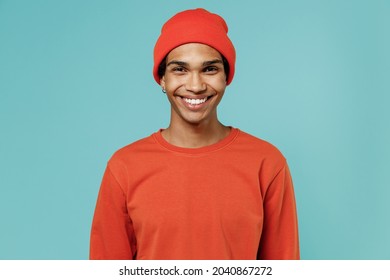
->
[[203, 66, 219, 73], [172, 66, 186, 73]]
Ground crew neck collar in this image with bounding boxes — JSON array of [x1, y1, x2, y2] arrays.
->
[[153, 127, 239, 155]]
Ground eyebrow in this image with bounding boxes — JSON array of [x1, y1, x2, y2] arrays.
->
[[202, 59, 223, 66], [166, 59, 223, 67], [166, 60, 188, 67]]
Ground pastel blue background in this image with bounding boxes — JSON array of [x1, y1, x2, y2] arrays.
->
[[0, 0, 389, 260]]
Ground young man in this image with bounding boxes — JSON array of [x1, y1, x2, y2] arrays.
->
[[90, 8, 299, 260]]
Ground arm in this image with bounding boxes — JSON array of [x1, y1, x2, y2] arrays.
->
[[90, 165, 136, 259], [257, 164, 300, 259]]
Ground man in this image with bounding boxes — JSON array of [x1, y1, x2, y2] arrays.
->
[[90, 8, 299, 260]]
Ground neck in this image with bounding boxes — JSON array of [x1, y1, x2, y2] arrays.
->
[[162, 119, 231, 148]]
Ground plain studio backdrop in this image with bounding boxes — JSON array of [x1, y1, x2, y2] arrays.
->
[[0, 0, 389, 259]]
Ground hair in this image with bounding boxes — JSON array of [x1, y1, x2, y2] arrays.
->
[[157, 55, 230, 82]]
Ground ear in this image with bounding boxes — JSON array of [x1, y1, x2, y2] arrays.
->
[[160, 76, 166, 88]]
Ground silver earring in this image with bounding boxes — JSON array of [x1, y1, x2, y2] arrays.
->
[[162, 88, 166, 94]]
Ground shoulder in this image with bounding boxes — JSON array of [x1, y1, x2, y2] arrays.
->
[[236, 129, 285, 157], [107, 133, 157, 169], [234, 129, 291, 186], [234, 129, 287, 165]]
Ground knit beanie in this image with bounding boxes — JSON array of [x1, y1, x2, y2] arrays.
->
[[153, 8, 236, 85]]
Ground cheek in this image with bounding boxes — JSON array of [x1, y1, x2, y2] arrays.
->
[[210, 77, 227, 92], [164, 76, 184, 91]]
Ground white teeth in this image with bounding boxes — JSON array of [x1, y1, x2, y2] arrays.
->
[[183, 97, 207, 105]]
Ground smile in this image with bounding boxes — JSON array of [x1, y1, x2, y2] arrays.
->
[[183, 97, 208, 105]]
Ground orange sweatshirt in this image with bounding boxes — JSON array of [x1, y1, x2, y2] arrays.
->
[[90, 128, 299, 260]]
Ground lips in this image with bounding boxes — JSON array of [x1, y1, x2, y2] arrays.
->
[[177, 95, 214, 110], [183, 97, 207, 105]]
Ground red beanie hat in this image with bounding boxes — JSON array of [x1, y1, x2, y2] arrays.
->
[[153, 8, 236, 85]]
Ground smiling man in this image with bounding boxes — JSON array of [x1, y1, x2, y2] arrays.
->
[[160, 43, 230, 148], [90, 8, 300, 260]]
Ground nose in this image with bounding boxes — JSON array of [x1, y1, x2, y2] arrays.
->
[[185, 72, 206, 93]]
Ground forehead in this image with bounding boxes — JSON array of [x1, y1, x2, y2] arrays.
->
[[166, 43, 222, 62]]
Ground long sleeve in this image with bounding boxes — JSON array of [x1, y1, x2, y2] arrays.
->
[[257, 164, 300, 259], [90, 165, 136, 259], [89, 129, 298, 259]]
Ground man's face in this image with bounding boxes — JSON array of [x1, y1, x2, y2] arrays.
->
[[160, 43, 227, 126]]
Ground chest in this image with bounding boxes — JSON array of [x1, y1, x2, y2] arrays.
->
[[125, 157, 263, 236]]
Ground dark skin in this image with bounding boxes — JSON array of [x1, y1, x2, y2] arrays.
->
[[159, 53, 230, 83], [159, 43, 231, 148]]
